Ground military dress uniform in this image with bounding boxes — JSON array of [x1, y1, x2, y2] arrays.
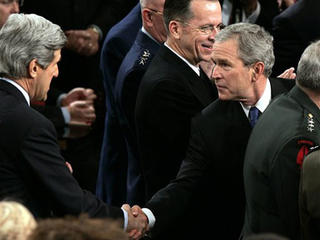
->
[[243, 86, 320, 240], [114, 29, 161, 205]]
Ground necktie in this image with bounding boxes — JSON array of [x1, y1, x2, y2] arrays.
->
[[249, 106, 260, 127]]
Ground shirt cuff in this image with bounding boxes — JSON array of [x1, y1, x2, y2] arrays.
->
[[245, 1, 261, 24], [142, 208, 156, 228], [61, 106, 70, 124], [121, 207, 129, 230]]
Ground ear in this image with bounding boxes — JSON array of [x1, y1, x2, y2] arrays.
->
[[28, 59, 38, 79], [142, 8, 153, 27], [251, 61, 265, 82], [168, 20, 181, 39]]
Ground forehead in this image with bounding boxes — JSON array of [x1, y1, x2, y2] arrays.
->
[[212, 39, 239, 60], [190, 0, 221, 24]]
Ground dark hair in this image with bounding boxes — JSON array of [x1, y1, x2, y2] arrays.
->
[[163, 0, 218, 31]]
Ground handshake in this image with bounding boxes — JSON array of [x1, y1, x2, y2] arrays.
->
[[122, 204, 150, 240]]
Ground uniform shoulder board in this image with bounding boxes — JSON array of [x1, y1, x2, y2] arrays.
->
[[138, 49, 151, 66], [306, 112, 316, 133]]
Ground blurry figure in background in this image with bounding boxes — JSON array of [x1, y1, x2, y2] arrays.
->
[[22, 0, 138, 193], [272, 0, 320, 77], [277, 0, 297, 11], [97, 3, 142, 206], [219, 0, 280, 32], [28, 214, 128, 240], [0, 201, 37, 240]]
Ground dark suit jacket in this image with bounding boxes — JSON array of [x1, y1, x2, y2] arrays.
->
[[97, 3, 142, 206], [0, 80, 123, 220], [135, 45, 218, 202], [146, 78, 293, 239], [219, 0, 279, 32], [244, 86, 320, 240], [114, 30, 161, 205], [22, 0, 138, 193], [272, 0, 320, 76]]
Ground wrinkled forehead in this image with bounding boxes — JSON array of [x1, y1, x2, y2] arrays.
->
[[189, 0, 222, 25]]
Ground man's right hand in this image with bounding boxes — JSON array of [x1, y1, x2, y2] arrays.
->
[[122, 204, 148, 240]]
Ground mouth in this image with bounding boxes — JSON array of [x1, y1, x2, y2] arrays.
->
[[201, 43, 213, 50]]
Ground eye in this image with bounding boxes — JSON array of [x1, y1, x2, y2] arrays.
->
[[199, 25, 213, 34], [216, 23, 226, 31]]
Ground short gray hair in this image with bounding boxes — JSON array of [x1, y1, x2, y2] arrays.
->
[[215, 23, 274, 77], [0, 13, 66, 79], [296, 40, 320, 90]]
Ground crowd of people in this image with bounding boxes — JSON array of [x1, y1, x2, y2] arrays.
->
[[1, 0, 320, 239]]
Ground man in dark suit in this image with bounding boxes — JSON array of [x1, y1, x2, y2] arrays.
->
[[135, 0, 220, 203], [272, 0, 320, 76], [97, 3, 142, 206], [243, 40, 320, 240], [22, 0, 138, 193], [219, 0, 280, 32], [113, 0, 167, 206], [0, 13, 147, 238], [132, 23, 294, 239]]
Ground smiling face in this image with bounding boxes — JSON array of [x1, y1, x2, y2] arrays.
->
[[175, 0, 222, 66], [212, 38, 254, 102]]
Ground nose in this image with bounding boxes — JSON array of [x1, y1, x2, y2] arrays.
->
[[11, 1, 19, 13], [208, 30, 216, 42], [211, 64, 220, 80]]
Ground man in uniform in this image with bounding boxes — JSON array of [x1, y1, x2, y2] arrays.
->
[[243, 40, 320, 240], [113, 0, 167, 206]]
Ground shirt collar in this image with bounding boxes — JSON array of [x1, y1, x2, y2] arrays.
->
[[141, 26, 158, 43], [164, 42, 200, 76], [240, 78, 271, 118], [0, 77, 30, 105]]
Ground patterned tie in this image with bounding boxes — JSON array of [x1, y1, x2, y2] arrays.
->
[[249, 106, 260, 127]]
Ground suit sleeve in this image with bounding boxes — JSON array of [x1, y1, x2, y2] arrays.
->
[[146, 114, 211, 236], [270, 137, 308, 239], [20, 116, 123, 220]]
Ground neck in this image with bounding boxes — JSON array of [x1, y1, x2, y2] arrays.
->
[[240, 76, 267, 107], [166, 38, 198, 66], [15, 77, 33, 99], [299, 85, 320, 109]]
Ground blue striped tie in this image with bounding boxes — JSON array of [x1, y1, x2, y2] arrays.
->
[[249, 106, 260, 127]]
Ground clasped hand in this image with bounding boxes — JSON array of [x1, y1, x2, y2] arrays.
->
[[122, 204, 149, 240]]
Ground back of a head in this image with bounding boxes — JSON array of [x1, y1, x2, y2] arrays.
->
[[0, 13, 66, 79], [215, 22, 274, 77], [296, 40, 320, 90], [0, 201, 37, 240], [28, 215, 128, 240]]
